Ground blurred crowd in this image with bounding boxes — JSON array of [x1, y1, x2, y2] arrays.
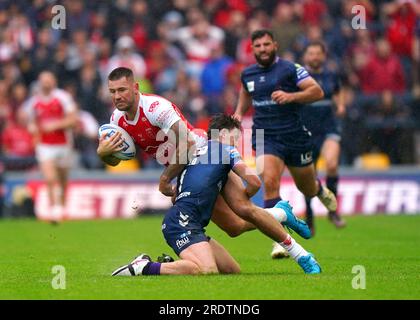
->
[[0, 0, 420, 172]]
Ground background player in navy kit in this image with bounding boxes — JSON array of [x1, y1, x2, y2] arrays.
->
[[234, 29, 337, 259], [111, 114, 321, 276], [301, 42, 347, 234]]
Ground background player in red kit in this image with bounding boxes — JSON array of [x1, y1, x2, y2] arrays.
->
[[25, 71, 78, 222]]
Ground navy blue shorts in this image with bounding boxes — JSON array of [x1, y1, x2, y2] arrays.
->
[[162, 206, 209, 256], [309, 122, 341, 163], [311, 131, 341, 163], [252, 128, 314, 167], [301, 107, 341, 162]]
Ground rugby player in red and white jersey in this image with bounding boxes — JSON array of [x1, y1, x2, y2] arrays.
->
[[98, 67, 310, 260], [25, 71, 78, 222]]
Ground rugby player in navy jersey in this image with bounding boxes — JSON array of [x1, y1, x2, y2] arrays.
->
[[111, 114, 321, 276], [234, 29, 337, 258], [301, 42, 347, 234]]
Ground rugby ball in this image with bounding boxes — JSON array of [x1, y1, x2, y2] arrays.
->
[[98, 123, 136, 160]]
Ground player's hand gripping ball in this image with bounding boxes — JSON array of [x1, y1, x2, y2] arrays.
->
[[98, 123, 136, 160]]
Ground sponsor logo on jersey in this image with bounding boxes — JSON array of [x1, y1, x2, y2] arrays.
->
[[246, 81, 255, 92], [179, 231, 191, 238], [252, 99, 277, 106], [156, 109, 172, 125], [149, 101, 160, 112], [176, 236, 190, 249], [300, 151, 313, 165]]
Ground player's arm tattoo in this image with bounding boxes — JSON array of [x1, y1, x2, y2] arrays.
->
[[159, 120, 196, 196]]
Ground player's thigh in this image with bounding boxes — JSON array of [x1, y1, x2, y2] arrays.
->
[[288, 164, 318, 197], [208, 238, 240, 274], [211, 192, 251, 238], [321, 138, 340, 173], [56, 166, 70, 186], [38, 160, 59, 184], [256, 154, 285, 189], [179, 241, 219, 274]]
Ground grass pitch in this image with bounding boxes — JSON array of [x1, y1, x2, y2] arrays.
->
[[0, 215, 419, 300]]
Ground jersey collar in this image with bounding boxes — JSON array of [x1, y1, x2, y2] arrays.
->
[[123, 94, 141, 125]]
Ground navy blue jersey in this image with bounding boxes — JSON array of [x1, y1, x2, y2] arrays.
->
[[301, 67, 341, 135], [241, 57, 310, 135], [173, 140, 243, 228], [309, 67, 340, 103]]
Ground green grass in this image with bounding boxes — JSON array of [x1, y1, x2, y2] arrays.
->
[[0, 215, 419, 300]]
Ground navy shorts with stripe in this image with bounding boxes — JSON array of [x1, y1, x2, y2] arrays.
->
[[162, 206, 210, 256], [303, 110, 342, 163]]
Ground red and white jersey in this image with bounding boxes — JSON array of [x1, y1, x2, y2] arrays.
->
[[25, 88, 76, 145], [110, 93, 206, 165]]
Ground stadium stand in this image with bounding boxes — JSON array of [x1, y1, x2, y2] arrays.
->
[[0, 0, 419, 171]]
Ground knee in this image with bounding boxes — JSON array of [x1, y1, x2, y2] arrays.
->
[[45, 178, 56, 188], [198, 265, 219, 275], [296, 182, 318, 198], [188, 263, 202, 275], [225, 222, 247, 238], [221, 264, 241, 275], [325, 160, 339, 175], [263, 176, 279, 192]]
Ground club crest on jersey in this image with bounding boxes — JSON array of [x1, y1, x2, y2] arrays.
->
[[145, 128, 155, 139], [246, 81, 255, 92]]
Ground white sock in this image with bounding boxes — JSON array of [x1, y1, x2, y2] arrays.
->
[[265, 207, 287, 223], [51, 205, 64, 221], [279, 235, 309, 261]]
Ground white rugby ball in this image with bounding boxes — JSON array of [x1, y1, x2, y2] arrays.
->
[[98, 123, 136, 160]]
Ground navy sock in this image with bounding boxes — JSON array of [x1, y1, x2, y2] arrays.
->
[[305, 197, 313, 219], [264, 197, 282, 208], [142, 262, 161, 275], [326, 176, 339, 197], [316, 179, 324, 197]]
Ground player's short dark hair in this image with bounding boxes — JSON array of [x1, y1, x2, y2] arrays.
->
[[108, 67, 134, 81], [304, 41, 327, 54], [251, 29, 274, 43], [207, 114, 241, 138]]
